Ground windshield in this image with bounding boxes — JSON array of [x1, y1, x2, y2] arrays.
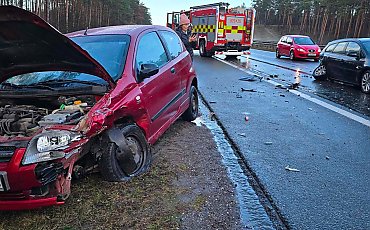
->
[[1, 34, 130, 87], [293, 37, 315, 45], [362, 41, 370, 53], [72, 34, 130, 81]]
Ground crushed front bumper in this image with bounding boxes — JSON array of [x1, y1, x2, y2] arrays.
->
[[0, 197, 64, 211]]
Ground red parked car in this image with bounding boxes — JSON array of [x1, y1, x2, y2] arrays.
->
[[0, 6, 198, 210], [276, 35, 321, 61]]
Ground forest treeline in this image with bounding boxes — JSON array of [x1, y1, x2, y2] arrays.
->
[[253, 0, 370, 44], [0, 0, 152, 33]]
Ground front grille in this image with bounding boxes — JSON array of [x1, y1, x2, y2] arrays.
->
[[0, 146, 16, 163], [309, 49, 315, 52]]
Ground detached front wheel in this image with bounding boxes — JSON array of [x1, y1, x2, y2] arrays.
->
[[182, 86, 199, 121], [99, 124, 152, 182]]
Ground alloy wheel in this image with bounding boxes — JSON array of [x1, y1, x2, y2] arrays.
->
[[361, 72, 370, 93], [314, 65, 326, 76]]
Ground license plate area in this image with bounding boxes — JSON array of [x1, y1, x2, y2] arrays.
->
[[0, 172, 10, 191], [308, 53, 316, 57]]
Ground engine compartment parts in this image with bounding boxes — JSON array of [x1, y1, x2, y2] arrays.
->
[[0, 95, 96, 137]]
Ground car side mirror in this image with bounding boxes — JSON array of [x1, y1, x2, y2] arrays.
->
[[347, 51, 359, 58], [138, 63, 159, 82]]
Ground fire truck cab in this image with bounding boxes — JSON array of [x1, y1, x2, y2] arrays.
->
[[167, 2, 256, 57]]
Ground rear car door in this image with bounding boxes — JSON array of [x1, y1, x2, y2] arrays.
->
[[136, 31, 179, 136], [328, 42, 348, 80], [341, 42, 365, 84]]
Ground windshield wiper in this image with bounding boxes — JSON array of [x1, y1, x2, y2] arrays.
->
[[37, 79, 107, 86], [1, 82, 55, 90]]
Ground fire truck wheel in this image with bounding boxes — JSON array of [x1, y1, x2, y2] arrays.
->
[[199, 40, 206, 57]]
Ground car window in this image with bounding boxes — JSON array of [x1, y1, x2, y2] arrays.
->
[[136, 32, 169, 72], [346, 42, 361, 54], [293, 37, 315, 45], [281, 36, 287, 43], [332, 42, 347, 54], [287, 37, 293, 44], [159, 30, 183, 59], [325, 43, 337, 52]]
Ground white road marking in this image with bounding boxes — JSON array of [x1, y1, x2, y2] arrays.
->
[[213, 57, 370, 128]]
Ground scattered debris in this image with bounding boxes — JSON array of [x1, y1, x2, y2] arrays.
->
[[238, 133, 247, 137], [275, 84, 287, 90], [308, 108, 313, 111], [209, 112, 216, 121], [288, 83, 300, 89], [280, 94, 286, 97], [285, 166, 300, 172], [241, 88, 257, 92], [245, 116, 249, 122], [264, 141, 273, 145], [325, 156, 330, 160], [239, 75, 258, 82], [209, 101, 217, 104], [285, 100, 289, 103], [236, 94, 243, 98]]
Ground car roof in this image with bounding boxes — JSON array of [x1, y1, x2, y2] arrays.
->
[[283, 35, 310, 38], [66, 25, 172, 37], [328, 38, 370, 44]]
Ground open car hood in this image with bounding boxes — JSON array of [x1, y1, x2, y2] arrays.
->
[[0, 6, 115, 86]]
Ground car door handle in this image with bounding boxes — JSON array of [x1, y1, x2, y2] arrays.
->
[[171, 68, 176, 74]]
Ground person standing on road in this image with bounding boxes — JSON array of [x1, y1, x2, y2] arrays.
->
[[176, 14, 197, 61]]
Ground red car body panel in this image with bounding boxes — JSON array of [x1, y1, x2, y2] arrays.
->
[[0, 6, 196, 210], [277, 35, 321, 60]]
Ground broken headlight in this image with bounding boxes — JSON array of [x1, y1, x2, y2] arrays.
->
[[23, 130, 80, 165]]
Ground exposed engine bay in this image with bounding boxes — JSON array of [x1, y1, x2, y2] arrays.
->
[[0, 95, 97, 137]]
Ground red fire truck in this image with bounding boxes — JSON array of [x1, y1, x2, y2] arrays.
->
[[166, 2, 256, 57]]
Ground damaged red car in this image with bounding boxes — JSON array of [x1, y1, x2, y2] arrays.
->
[[0, 6, 198, 210]]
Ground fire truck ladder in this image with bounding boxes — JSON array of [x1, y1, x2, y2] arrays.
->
[[190, 2, 229, 10]]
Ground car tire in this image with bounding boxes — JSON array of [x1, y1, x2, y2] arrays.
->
[[276, 49, 281, 58], [99, 124, 152, 182], [199, 40, 213, 57], [361, 71, 370, 94], [313, 64, 328, 81], [289, 50, 295, 60], [199, 40, 206, 57], [182, 86, 199, 121]]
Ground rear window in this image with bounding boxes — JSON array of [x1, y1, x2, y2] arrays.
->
[[293, 37, 315, 45], [332, 42, 347, 54]]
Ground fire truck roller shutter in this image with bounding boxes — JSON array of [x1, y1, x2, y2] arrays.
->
[[207, 16, 216, 42], [191, 16, 200, 33]]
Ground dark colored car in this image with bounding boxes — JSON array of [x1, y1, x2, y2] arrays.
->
[[0, 6, 198, 210], [313, 38, 370, 94], [276, 35, 321, 61]]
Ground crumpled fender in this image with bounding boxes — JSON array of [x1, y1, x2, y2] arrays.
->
[[78, 82, 151, 140]]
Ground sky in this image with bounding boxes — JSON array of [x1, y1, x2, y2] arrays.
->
[[141, 0, 253, 26]]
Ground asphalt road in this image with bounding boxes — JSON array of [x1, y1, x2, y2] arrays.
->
[[193, 52, 370, 229], [235, 49, 370, 117]]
